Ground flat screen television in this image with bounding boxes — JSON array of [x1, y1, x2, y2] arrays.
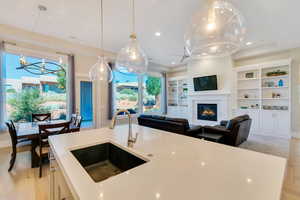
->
[[193, 75, 218, 91]]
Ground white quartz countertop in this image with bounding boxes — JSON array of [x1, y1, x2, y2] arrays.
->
[[49, 124, 286, 200]]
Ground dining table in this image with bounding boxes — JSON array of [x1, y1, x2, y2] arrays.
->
[[16, 120, 68, 168]]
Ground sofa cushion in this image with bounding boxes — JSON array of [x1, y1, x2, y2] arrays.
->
[[139, 114, 153, 119], [138, 115, 193, 135], [226, 120, 233, 130], [165, 117, 188, 123], [152, 115, 166, 120], [165, 117, 190, 130]]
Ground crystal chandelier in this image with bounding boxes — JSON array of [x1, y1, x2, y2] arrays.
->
[[115, 0, 148, 74], [89, 0, 113, 82], [185, 0, 246, 57]]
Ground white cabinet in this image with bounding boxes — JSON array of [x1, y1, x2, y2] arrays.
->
[[50, 151, 74, 200], [261, 110, 290, 138], [261, 110, 275, 132]]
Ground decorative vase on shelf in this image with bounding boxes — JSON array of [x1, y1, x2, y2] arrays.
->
[[278, 79, 284, 87]]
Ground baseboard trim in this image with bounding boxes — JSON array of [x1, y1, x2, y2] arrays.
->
[[250, 131, 291, 140]]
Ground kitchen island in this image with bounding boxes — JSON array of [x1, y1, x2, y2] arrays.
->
[[49, 124, 286, 200]]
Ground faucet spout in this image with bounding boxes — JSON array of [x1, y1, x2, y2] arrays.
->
[[110, 109, 137, 146]]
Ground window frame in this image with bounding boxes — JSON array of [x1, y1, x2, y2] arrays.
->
[[1, 48, 69, 122], [112, 70, 164, 118], [142, 73, 164, 115]]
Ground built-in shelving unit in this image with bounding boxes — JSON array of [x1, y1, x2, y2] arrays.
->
[[167, 76, 188, 118], [234, 59, 292, 138]]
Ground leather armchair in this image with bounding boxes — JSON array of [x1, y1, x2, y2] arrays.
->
[[202, 115, 252, 146]]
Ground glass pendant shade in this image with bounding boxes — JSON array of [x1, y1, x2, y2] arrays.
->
[[185, 0, 246, 57], [116, 35, 148, 74], [89, 56, 113, 82]]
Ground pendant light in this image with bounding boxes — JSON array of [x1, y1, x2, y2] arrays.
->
[[185, 0, 246, 57], [115, 0, 148, 74], [89, 0, 113, 82]]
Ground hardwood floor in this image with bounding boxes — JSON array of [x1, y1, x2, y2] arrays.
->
[[0, 138, 299, 200], [0, 148, 49, 200], [282, 139, 300, 200]]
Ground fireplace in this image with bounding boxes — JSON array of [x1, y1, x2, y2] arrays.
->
[[197, 104, 218, 121]]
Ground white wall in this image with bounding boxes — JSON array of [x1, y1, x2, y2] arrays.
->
[[187, 56, 234, 95], [186, 56, 234, 123]]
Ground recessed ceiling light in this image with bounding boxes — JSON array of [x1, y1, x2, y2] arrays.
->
[[171, 62, 176, 65], [155, 193, 161, 199], [155, 32, 161, 37], [246, 178, 253, 183], [210, 46, 218, 52], [246, 42, 253, 46]]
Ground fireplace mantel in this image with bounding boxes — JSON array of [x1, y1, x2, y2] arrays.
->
[[188, 91, 231, 97], [188, 92, 232, 126]]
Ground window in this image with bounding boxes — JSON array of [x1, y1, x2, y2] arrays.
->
[[112, 70, 164, 115], [113, 70, 139, 114], [143, 75, 162, 113], [3, 52, 68, 122]]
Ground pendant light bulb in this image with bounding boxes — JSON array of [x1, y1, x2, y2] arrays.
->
[[89, 56, 113, 82], [116, 0, 148, 74], [185, 0, 246, 57], [88, 0, 113, 83]]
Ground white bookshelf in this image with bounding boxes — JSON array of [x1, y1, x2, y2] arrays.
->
[[167, 76, 188, 118], [234, 59, 292, 138]]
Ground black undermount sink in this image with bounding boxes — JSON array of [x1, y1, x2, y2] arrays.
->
[[71, 143, 147, 182]]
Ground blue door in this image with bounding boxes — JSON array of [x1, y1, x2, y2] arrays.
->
[[80, 81, 93, 122]]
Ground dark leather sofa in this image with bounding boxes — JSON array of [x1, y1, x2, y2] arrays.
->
[[201, 115, 252, 146], [137, 115, 201, 136]]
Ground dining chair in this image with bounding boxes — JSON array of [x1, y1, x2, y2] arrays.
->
[[32, 113, 51, 122], [5, 121, 31, 171], [70, 114, 83, 133], [37, 121, 71, 177], [70, 114, 77, 124]]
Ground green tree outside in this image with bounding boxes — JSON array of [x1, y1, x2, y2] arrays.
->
[[8, 88, 49, 122], [56, 65, 66, 92], [145, 76, 161, 104], [119, 88, 136, 96]]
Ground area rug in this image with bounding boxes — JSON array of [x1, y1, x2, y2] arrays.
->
[[239, 134, 290, 158]]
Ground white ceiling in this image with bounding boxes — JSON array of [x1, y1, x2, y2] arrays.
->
[[1, 0, 300, 67]]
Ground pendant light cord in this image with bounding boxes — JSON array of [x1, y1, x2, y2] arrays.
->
[[131, 0, 136, 35], [100, 0, 104, 56]]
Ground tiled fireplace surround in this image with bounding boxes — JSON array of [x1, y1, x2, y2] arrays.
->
[[188, 93, 231, 126]]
